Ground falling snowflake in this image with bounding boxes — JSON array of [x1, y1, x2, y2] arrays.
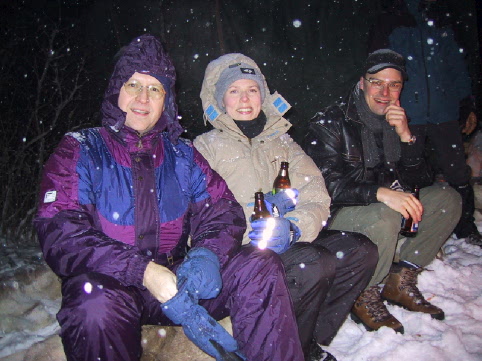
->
[[84, 282, 93, 294], [293, 19, 302, 28]]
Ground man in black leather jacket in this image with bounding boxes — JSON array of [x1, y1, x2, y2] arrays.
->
[[303, 49, 462, 334]]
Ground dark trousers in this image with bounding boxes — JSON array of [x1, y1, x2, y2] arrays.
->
[[411, 121, 476, 237], [57, 246, 304, 361], [279, 229, 377, 355]]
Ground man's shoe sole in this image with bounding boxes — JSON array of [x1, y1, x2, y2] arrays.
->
[[384, 299, 445, 320], [350, 312, 405, 334]]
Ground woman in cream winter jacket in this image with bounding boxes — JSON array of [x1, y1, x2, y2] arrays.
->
[[194, 53, 378, 361]]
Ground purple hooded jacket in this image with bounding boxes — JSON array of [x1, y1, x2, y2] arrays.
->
[[34, 35, 246, 289]]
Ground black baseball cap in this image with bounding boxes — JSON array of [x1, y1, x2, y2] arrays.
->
[[363, 49, 407, 80]]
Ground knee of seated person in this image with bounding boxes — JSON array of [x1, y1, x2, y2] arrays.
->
[[445, 186, 463, 203], [426, 185, 462, 213], [241, 245, 284, 270], [289, 242, 325, 263], [443, 187, 463, 217], [366, 207, 401, 236], [59, 273, 131, 327], [351, 232, 378, 261], [293, 243, 336, 277]]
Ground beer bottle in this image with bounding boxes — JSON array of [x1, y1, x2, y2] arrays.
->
[[400, 186, 420, 237], [273, 161, 291, 194], [252, 192, 272, 221]]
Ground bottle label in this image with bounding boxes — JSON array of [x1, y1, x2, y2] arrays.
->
[[401, 217, 419, 232]]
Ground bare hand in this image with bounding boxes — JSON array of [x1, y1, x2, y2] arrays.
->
[[462, 112, 477, 135], [143, 262, 178, 303], [385, 100, 411, 142], [376, 187, 423, 222]]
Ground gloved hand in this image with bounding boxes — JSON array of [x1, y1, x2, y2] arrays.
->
[[162, 284, 245, 361], [248, 217, 301, 254], [176, 247, 222, 300], [264, 188, 299, 217], [209, 340, 246, 361]]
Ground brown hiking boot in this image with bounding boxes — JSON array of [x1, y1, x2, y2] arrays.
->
[[381, 267, 445, 320], [351, 285, 404, 334]]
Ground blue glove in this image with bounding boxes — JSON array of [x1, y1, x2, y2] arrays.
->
[[176, 247, 222, 300], [162, 285, 245, 361], [248, 217, 301, 254], [264, 189, 299, 217]]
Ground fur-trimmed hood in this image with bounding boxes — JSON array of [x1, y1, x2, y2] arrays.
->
[[200, 53, 292, 141]]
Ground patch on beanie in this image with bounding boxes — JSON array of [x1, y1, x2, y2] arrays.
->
[[240, 67, 256, 75]]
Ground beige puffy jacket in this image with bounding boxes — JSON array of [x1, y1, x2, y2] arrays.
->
[[194, 53, 330, 245]]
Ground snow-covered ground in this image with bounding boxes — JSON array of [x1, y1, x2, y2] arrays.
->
[[326, 234, 482, 361], [0, 221, 481, 360]]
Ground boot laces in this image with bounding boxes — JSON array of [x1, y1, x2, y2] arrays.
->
[[359, 286, 392, 322], [399, 268, 431, 306]]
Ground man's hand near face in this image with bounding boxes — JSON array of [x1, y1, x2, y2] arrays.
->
[[385, 100, 412, 142]]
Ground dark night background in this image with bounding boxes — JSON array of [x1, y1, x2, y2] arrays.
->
[[0, 0, 480, 243]]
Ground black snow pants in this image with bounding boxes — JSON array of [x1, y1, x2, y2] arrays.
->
[[279, 229, 378, 355]]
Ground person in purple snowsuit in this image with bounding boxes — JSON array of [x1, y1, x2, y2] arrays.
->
[[34, 34, 304, 361]]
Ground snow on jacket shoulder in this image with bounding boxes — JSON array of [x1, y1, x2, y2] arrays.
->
[[34, 127, 246, 287], [195, 53, 330, 245]]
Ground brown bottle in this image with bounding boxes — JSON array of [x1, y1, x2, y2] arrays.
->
[[273, 161, 291, 194], [400, 186, 420, 237], [252, 192, 272, 221]]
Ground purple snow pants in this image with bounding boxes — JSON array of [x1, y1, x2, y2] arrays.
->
[[56, 246, 304, 361]]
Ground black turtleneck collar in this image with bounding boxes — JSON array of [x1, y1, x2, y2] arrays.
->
[[233, 111, 267, 139]]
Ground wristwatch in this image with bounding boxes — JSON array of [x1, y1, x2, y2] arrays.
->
[[407, 135, 416, 145]]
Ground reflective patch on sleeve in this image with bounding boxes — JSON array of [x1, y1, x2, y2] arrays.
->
[[44, 190, 57, 203], [205, 104, 220, 122]]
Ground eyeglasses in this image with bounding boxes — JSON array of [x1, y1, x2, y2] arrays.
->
[[364, 77, 403, 92], [123, 80, 166, 99]]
